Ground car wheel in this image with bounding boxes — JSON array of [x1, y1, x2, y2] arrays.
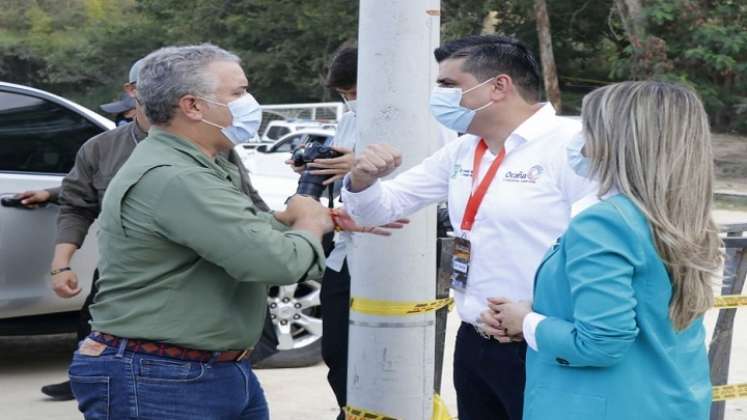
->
[[252, 280, 324, 368]]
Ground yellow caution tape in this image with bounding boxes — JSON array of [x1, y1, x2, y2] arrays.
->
[[714, 295, 747, 309], [350, 296, 454, 316], [713, 383, 747, 401], [345, 394, 453, 420], [345, 405, 397, 420], [432, 394, 453, 420]]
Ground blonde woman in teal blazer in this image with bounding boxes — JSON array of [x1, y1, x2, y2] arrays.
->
[[488, 81, 722, 420]]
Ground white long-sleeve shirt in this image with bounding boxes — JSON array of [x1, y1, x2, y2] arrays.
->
[[326, 110, 357, 272], [342, 103, 597, 325], [328, 110, 458, 272]]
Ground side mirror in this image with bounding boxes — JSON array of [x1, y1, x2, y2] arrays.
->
[[256, 145, 269, 153]]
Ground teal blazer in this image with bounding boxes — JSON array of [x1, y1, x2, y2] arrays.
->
[[525, 195, 711, 420]]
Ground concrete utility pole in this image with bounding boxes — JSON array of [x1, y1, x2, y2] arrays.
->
[[348, 0, 441, 418]]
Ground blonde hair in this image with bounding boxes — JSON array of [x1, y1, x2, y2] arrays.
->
[[581, 81, 722, 330]]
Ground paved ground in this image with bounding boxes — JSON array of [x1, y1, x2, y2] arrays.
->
[[2, 298, 745, 419], [0, 315, 460, 420], [1, 210, 745, 419]]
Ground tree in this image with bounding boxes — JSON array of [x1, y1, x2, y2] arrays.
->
[[534, 0, 561, 110], [0, 0, 743, 132], [441, 0, 493, 41]]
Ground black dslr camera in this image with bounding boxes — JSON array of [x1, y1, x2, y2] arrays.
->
[[291, 140, 342, 200]]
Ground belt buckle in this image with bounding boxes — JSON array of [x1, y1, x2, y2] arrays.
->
[[235, 349, 250, 362]]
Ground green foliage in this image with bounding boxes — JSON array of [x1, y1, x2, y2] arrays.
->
[[441, 0, 493, 41], [488, 0, 746, 132], [0, 0, 743, 132], [640, 0, 747, 132]]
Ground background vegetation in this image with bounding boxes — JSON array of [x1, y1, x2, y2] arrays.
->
[[1, 0, 744, 133]]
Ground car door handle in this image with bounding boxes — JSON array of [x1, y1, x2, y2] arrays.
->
[[0, 195, 48, 209], [1, 196, 25, 207]]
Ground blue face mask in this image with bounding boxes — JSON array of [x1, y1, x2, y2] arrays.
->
[[429, 77, 495, 133], [200, 93, 263, 144], [567, 132, 591, 177]]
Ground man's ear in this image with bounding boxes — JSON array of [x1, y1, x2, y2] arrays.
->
[[178, 95, 205, 122], [490, 74, 513, 102]]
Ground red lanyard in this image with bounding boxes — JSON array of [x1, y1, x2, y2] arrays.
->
[[460, 139, 505, 231]]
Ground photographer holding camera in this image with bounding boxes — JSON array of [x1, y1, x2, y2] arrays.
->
[[286, 47, 357, 419]]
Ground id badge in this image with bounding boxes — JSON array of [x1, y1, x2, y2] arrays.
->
[[450, 236, 472, 291]]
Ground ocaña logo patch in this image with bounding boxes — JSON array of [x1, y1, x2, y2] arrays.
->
[[504, 165, 544, 184]]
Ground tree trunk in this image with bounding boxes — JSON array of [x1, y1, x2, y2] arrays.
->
[[534, 0, 562, 111], [614, 0, 650, 78], [614, 0, 646, 45]]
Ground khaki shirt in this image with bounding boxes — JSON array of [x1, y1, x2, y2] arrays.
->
[[90, 127, 325, 350]]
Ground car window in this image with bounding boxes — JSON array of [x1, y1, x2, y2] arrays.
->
[[306, 135, 333, 146], [266, 126, 291, 141], [0, 91, 104, 174], [273, 134, 304, 153]]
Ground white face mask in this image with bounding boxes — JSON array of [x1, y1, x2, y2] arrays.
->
[[200, 93, 263, 144], [429, 77, 495, 133], [341, 95, 357, 114]]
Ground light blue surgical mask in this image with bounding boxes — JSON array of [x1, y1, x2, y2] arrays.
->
[[567, 132, 591, 177], [200, 93, 263, 144], [429, 77, 495, 133]]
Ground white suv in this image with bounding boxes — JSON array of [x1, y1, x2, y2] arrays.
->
[[240, 128, 336, 209]]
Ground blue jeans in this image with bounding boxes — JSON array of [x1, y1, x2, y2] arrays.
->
[[68, 339, 269, 419]]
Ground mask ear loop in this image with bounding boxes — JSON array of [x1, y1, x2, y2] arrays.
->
[[196, 96, 230, 130], [340, 95, 351, 110], [462, 77, 498, 113], [472, 101, 494, 113], [198, 96, 228, 108], [462, 76, 497, 95]]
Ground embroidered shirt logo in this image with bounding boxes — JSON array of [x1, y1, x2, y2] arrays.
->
[[451, 164, 473, 179], [504, 165, 544, 184]]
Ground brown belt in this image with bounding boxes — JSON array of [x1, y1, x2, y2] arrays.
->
[[89, 331, 252, 363]]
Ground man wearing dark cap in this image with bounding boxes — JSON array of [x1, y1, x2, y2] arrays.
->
[[100, 92, 136, 126], [99, 61, 141, 126]]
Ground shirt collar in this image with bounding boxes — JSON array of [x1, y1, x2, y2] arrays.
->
[[132, 119, 148, 142], [148, 127, 230, 178], [509, 102, 557, 144]]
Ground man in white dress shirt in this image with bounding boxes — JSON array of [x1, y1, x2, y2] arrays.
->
[[341, 36, 596, 420]]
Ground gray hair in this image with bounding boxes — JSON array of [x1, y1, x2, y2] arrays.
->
[[137, 44, 240, 124], [582, 81, 722, 331]]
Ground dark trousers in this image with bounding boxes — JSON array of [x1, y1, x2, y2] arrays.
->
[[454, 322, 527, 420], [320, 260, 350, 419], [76, 269, 99, 342]]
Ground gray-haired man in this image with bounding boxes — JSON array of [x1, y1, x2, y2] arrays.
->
[[67, 44, 334, 419]]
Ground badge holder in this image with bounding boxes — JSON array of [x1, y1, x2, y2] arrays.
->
[[450, 232, 471, 292]]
